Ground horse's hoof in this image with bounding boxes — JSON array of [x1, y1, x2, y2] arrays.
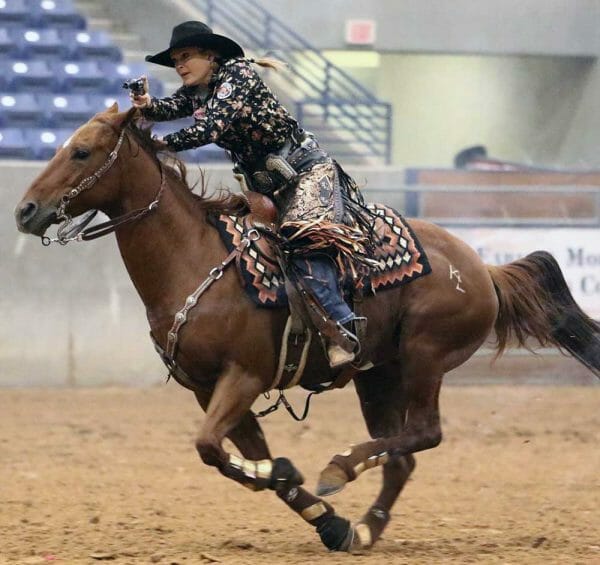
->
[[316, 462, 348, 497], [316, 515, 353, 551]]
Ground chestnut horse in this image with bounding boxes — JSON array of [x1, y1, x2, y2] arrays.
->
[[14, 106, 600, 552]]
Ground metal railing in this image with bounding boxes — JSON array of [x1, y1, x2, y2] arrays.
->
[[193, 0, 392, 164]]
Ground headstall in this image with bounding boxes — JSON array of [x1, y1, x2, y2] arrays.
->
[[42, 128, 166, 246]]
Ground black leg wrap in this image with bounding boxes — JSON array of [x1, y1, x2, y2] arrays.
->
[[269, 457, 305, 491], [316, 514, 353, 551]]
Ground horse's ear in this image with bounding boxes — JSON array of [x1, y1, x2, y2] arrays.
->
[[110, 106, 140, 129], [106, 102, 119, 114]]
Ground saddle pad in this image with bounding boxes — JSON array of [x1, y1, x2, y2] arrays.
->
[[214, 213, 287, 307], [212, 203, 431, 308], [363, 203, 431, 292]]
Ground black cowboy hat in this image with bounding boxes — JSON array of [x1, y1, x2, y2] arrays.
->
[[145, 21, 244, 67]]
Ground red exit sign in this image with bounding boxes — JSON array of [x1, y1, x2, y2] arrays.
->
[[345, 19, 377, 45]]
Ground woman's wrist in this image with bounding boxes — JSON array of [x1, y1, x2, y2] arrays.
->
[[131, 93, 153, 109]]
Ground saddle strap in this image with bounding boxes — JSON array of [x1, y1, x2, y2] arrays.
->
[[165, 232, 257, 360], [271, 316, 312, 390], [150, 333, 198, 392]]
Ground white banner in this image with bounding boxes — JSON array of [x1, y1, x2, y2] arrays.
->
[[448, 228, 600, 318]]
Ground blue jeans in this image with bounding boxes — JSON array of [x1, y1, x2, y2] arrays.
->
[[291, 254, 354, 324]]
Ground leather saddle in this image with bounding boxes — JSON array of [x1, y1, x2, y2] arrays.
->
[[211, 192, 432, 310]]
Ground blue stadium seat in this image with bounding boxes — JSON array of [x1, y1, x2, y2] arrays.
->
[[87, 92, 131, 113], [25, 127, 73, 159], [12, 27, 65, 59], [182, 145, 228, 163], [61, 29, 121, 62], [0, 0, 29, 26], [0, 92, 42, 126], [38, 93, 92, 127], [1, 59, 55, 91], [27, 0, 85, 29], [152, 120, 228, 162], [0, 127, 31, 158], [0, 27, 18, 58], [51, 60, 108, 93], [98, 61, 164, 97]]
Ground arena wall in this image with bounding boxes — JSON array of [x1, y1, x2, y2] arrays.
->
[[106, 0, 600, 57], [3, 163, 599, 387]]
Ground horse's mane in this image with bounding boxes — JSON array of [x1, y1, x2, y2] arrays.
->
[[125, 122, 248, 216]]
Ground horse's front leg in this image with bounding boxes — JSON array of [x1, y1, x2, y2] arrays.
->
[[195, 362, 304, 491], [195, 384, 356, 551]]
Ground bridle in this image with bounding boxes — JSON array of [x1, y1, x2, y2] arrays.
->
[[39, 121, 314, 418], [40, 122, 261, 383], [42, 127, 166, 246]]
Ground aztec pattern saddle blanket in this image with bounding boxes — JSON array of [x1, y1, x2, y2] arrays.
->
[[212, 203, 432, 308]]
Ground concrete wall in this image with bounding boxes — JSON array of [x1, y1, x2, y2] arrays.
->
[[373, 54, 595, 167], [258, 0, 600, 56], [1, 163, 162, 387], [3, 160, 597, 387]]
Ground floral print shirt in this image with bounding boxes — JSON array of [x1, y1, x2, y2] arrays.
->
[[142, 57, 299, 167]]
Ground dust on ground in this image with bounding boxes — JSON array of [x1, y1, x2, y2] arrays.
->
[[0, 385, 598, 564]]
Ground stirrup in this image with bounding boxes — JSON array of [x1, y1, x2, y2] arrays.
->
[[338, 319, 362, 356], [327, 343, 356, 369], [326, 319, 361, 369]]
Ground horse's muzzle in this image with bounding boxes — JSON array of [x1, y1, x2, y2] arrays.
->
[[14, 200, 57, 236]]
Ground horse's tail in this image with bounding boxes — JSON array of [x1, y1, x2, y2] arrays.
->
[[487, 250, 600, 378]]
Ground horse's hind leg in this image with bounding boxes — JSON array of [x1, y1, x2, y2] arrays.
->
[[317, 353, 443, 498], [194, 389, 356, 551], [349, 364, 416, 548]]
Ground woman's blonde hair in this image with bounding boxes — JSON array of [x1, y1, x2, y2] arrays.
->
[[251, 57, 287, 72], [197, 48, 286, 72]]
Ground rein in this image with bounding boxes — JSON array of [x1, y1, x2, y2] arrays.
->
[[40, 129, 321, 419], [42, 128, 166, 246]]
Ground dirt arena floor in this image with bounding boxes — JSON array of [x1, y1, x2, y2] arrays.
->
[[0, 384, 598, 565]]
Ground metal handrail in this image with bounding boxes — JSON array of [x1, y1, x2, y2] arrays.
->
[[193, 0, 392, 164]]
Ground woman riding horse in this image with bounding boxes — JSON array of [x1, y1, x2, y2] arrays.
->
[[15, 102, 600, 552], [131, 21, 372, 368]]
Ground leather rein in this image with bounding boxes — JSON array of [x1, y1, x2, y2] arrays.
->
[[41, 128, 166, 246], [39, 128, 328, 419]]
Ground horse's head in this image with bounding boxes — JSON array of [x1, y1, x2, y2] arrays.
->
[[15, 103, 137, 237]]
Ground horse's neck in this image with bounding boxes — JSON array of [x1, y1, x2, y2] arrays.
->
[[113, 148, 224, 323]]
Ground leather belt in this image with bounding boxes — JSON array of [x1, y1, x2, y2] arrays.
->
[[237, 132, 329, 195]]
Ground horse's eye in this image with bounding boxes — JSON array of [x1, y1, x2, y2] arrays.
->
[[72, 148, 90, 160]]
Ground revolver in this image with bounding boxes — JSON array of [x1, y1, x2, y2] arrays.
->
[[122, 76, 147, 96]]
